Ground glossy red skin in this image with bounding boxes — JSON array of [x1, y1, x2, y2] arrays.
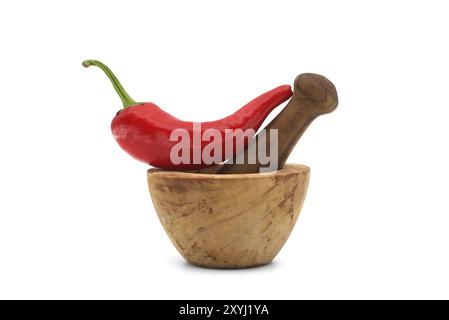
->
[[111, 85, 292, 170]]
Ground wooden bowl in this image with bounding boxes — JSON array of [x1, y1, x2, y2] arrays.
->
[[147, 164, 310, 269]]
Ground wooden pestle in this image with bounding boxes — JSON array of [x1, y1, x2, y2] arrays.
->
[[214, 73, 338, 174]]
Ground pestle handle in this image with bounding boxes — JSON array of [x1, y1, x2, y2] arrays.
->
[[218, 73, 338, 174]]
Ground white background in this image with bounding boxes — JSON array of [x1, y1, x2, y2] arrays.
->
[[0, 0, 448, 299]]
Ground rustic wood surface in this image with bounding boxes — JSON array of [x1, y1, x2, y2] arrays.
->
[[147, 164, 310, 268]]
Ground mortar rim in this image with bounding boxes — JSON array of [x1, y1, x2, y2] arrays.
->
[[147, 164, 310, 180]]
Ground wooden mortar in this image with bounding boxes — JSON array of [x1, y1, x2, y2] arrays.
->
[[147, 164, 310, 268]]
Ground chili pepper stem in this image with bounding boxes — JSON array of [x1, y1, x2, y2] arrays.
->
[[82, 59, 137, 108]]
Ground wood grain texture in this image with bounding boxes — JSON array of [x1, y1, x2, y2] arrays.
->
[[147, 164, 310, 268]]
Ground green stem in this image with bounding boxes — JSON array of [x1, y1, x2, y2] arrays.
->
[[82, 59, 137, 108]]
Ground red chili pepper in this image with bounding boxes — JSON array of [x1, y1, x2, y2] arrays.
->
[[83, 60, 292, 170]]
